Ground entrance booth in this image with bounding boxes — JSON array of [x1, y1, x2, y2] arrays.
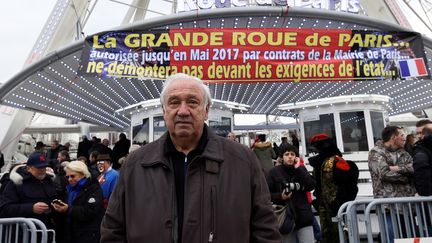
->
[[278, 94, 390, 157]]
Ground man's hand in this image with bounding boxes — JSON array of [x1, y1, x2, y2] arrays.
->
[[281, 190, 292, 201], [32, 202, 50, 214], [51, 200, 68, 213], [294, 157, 301, 168], [389, 165, 400, 172]]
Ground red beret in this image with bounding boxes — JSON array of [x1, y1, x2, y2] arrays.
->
[[310, 133, 329, 143]]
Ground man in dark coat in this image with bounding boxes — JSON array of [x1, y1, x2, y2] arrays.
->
[[0, 152, 58, 229], [111, 133, 130, 170], [413, 126, 432, 196], [46, 140, 61, 170], [308, 133, 359, 243], [77, 135, 93, 159], [101, 73, 281, 243]]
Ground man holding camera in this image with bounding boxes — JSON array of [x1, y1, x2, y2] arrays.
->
[[267, 144, 316, 243]]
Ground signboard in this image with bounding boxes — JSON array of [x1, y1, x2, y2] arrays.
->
[[79, 28, 429, 83], [177, 0, 360, 14]]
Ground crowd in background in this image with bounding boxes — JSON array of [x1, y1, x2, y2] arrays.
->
[[0, 133, 131, 243], [0, 118, 431, 242]]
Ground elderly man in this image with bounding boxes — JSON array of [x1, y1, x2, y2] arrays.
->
[[101, 73, 280, 243]]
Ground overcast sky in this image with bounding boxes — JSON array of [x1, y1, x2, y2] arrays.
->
[[0, 1, 55, 83]]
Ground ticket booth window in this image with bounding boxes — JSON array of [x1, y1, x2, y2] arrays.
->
[[153, 116, 167, 141], [370, 111, 385, 143], [209, 117, 232, 137], [304, 114, 336, 155], [340, 111, 368, 152], [133, 118, 149, 145]]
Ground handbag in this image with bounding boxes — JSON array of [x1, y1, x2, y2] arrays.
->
[[272, 200, 296, 235]]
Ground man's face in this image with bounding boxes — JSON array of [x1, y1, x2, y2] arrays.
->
[[282, 151, 297, 166], [27, 166, 47, 180], [57, 154, 66, 162], [97, 161, 108, 173], [393, 128, 406, 149], [227, 133, 236, 141], [416, 125, 425, 140], [51, 142, 58, 149], [163, 79, 208, 140]]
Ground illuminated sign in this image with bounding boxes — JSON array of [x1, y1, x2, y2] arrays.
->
[[177, 0, 360, 14]]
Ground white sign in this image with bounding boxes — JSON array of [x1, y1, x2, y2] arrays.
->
[[177, 0, 360, 14], [302, 113, 320, 122]]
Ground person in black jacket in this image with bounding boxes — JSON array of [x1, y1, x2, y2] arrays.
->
[[267, 144, 316, 243], [111, 133, 130, 170], [77, 135, 93, 160], [413, 127, 432, 196], [0, 152, 58, 229], [51, 161, 104, 243]]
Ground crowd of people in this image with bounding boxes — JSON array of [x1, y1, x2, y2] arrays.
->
[[0, 133, 130, 243], [0, 73, 431, 243]]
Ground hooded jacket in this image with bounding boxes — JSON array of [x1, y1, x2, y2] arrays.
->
[[101, 127, 281, 243], [253, 141, 277, 172], [0, 164, 57, 228]]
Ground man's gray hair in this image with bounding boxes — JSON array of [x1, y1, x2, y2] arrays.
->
[[160, 73, 212, 109]]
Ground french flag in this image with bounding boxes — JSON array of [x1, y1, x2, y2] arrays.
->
[[398, 58, 428, 78]]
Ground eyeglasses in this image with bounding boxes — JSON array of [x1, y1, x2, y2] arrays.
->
[[65, 174, 76, 179]]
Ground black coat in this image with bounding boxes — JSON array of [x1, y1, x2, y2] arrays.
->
[[59, 179, 105, 243], [77, 139, 93, 159], [0, 165, 58, 228], [112, 138, 130, 169], [413, 136, 432, 196], [267, 165, 316, 229]]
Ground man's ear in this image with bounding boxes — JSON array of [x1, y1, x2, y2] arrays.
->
[[204, 106, 209, 120]]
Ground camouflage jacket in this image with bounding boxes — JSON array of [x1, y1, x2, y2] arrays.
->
[[368, 141, 416, 198]]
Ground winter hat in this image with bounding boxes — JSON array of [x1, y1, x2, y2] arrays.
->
[[310, 133, 330, 144], [27, 152, 49, 168]]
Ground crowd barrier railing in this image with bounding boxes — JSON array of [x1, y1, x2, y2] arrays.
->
[[335, 196, 432, 243], [0, 217, 55, 243]]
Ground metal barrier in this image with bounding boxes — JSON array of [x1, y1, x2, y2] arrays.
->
[[335, 198, 374, 243], [335, 196, 432, 243], [364, 197, 432, 243], [0, 217, 55, 243]]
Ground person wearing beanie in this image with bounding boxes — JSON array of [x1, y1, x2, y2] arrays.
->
[[308, 134, 358, 243]]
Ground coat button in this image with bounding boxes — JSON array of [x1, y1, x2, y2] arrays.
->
[[165, 220, 173, 228]]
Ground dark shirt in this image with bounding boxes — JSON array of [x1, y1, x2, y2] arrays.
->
[[164, 127, 208, 243]]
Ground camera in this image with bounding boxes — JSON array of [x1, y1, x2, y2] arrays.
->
[[281, 180, 303, 193]]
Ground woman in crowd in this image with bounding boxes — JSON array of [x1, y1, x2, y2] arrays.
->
[[267, 144, 316, 243], [51, 161, 104, 243]]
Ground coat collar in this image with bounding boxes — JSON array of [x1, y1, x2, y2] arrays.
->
[[140, 125, 224, 168]]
